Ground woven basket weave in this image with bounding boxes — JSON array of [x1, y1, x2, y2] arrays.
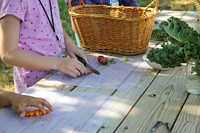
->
[[194, 0, 200, 20], [69, 0, 159, 55]]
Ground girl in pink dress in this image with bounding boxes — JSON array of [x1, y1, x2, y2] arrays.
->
[[0, 0, 88, 94]]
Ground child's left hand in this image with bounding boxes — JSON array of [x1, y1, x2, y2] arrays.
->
[[63, 31, 87, 62], [67, 42, 87, 62]]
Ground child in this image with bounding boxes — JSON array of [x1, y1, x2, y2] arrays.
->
[[0, 90, 52, 118], [0, 0, 88, 94]]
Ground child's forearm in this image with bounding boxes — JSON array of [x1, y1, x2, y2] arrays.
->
[[0, 15, 60, 71], [1, 49, 60, 71], [63, 28, 75, 46]]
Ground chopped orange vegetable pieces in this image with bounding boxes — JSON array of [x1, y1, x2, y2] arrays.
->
[[25, 109, 51, 118], [86, 70, 94, 75]]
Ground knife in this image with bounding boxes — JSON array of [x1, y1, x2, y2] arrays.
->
[[76, 55, 100, 75]]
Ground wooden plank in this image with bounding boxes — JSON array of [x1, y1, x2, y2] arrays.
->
[[35, 75, 75, 91], [66, 53, 160, 133], [0, 88, 118, 133], [114, 66, 188, 133], [182, 11, 200, 33], [73, 86, 115, 95], [154, 10, 186, 29], [97, 68, 159, 132], [182, 11, 199, 22], [157, 10, 186, 17], [110, 11, 199, 133], [71, 53, 154, 92], [172, 94, 200, 133]]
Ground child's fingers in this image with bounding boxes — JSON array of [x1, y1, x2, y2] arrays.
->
[[13, 104, 26, 118], [35, 98, 53, 114], [41, 99, 53, 111], [19, 111, 26, 118], [77, 53, 88, 63], [35, 103, 46, 114]]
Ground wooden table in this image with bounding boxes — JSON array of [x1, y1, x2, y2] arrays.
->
[[1, 10, 200, 133]]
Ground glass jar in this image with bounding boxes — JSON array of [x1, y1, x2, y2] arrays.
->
[[186, 59, 200, 94]]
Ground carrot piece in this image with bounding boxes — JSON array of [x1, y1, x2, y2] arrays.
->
[[25, 109, 51, 118], [25, 112, 30, 117], [29, 111, 34, 116], [39, 111, 43, 115], [86, 70, 93, 74], [35, 110, 40, 117], [45, 109, 50, 114]]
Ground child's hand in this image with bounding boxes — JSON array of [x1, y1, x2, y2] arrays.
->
[[63, 31, 87, 62], [3, 92, 53, 118], [67, 43, 87, 63], [57, 57, 88, 77]]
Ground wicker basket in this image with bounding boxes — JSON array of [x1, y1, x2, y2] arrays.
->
[[68, 0, 159, 55], [194, 0, 200, 20]]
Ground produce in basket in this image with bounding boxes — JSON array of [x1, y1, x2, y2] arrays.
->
[[148, 17, 200, 75], [194, 0, 200, 21]]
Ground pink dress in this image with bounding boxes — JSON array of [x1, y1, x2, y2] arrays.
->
[[0, 0, 66, 93]]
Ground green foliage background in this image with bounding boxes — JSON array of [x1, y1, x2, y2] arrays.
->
[[58, 0, 75, 41]]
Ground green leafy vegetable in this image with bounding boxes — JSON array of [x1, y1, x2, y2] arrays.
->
[[147, 43, 185, 68], [184, 42, 200, 61], [122, 56, 129, 62], [159, 17, 200, 46], [151, 29, 169, 42], [108, 58, 116, 64], [149, 17, 200, 76]]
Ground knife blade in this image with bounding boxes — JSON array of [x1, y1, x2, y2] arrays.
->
[[76, 55, 100, 75]]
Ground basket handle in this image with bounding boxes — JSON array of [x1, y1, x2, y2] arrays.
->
[[144, 0, 159, 14], [68, 0, 85, 8]]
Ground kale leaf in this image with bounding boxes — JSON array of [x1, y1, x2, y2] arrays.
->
[[159, 17, 200, 46], [149, 17, 200, 74], [147, 43, 185, 68], [151, 29, 169, 41], [184, 42, 200, 61]]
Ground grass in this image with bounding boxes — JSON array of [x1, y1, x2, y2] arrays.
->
[[58, 0, 75, 41], [0, 0, 196, 91], [0, 60, 14, 91]]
